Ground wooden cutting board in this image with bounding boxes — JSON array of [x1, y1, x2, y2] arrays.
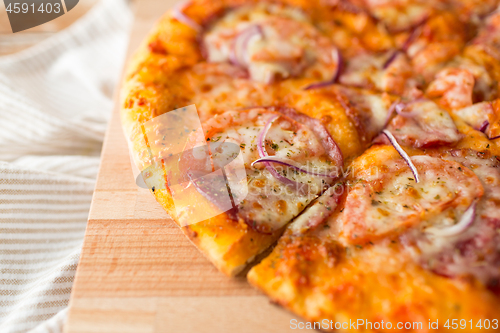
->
[[64, 1, 314, 332]]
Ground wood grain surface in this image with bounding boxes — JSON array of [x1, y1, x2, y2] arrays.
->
[[64, 1, 314, 332]]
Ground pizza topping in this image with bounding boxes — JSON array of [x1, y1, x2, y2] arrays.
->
[[331, 49, 344, 83], [339, 53, 385, 89], [302, 80, 336, 91], [449, 0, 499, 20], [186, 108, 341, 234], [407, 149, 500, 285], [426, 68, 475, 110], [303, 49, 343, 90], [340, 51, 417, 95], [187, 166, 235, 214], [452, 101, 500, 140], [203, 4, 339, 83], [386, 99, 461, 147], [471, 10, 500, 61], [441, 56, 497, 102], [393, 100, 417, 117], [479, 120, 490, 132], [424, 200, 477, 237], [335, 86, 392, 143], [375, 14, 426, 65], [453, 102, 493, 132], [270, 107, 344, 167], [380, 52, 418, 96], [182, 62, 280, 121], [229, 25, 265, 67], [381, 129, 420, 183], [252, 156, 339, 178], [289, 183, 344, 235], [364, 0, 430, 33], [341, 154, 484, 245], [380, 101, 407, 129], [255, 114, 309, 195], [405, 13, 466, 81]]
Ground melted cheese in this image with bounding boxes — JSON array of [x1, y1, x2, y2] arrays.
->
[[340, 51, 416, 96], [365, 1, 430, 32], [336, 86, 392, 143], [388, 99, 461, 148], [203, 4, 338, 83], [426, 68, 475, 110], [341, 154, 483, 244], [193, 108, 339, 233], [181, 63, 277, 122], [289, 184, 343, 235], [453, 102, 492, 130], [410, 149, 500, 284]]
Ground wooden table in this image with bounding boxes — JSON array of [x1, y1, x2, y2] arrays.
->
[[63, 1, 313, 332]]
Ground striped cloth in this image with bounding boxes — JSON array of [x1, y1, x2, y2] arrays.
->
[[0, 0, 132, 332]]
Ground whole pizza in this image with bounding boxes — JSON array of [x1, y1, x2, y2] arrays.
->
[[120, 0, 500, 330]]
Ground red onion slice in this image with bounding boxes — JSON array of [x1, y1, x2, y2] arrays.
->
[[303, 81, 335, 90], [257, 114, 279, 157], [251, 156, 338, 178], [230, 25, 264, 67], [382, 129, 420, 183], [172, 1, 202, 32], [383, 101, 407, 128], [395, 103, 418, 118], [478, 120, 489, 133], [383, 50, 400, 69], [304, 48, 343, 90], [425, 201, 477, 237], [384, 100, 423, 128], [256, 114, 309, 194], [475, 120, 500, 140], [332, 48, 343, 83]]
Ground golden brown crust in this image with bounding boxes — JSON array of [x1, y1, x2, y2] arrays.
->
[[153, 188, 281, 275]]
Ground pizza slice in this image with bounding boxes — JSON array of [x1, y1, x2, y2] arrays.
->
[[249, 142, 500, 330]]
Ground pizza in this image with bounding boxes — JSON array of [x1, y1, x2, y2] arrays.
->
[[120, 0, 500, 330]]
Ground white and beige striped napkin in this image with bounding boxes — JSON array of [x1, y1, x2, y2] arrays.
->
[[0, 0, 132, 332]]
